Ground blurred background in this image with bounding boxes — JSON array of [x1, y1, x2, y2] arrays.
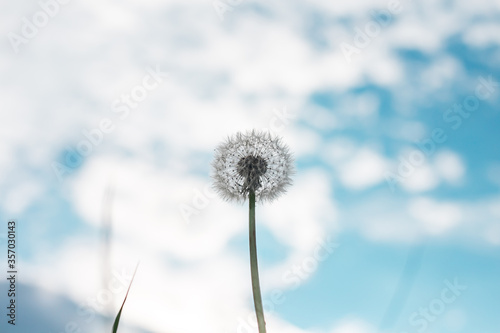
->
[[0, 0, 499, 332]]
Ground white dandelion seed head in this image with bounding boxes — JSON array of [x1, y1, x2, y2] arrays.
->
[[211, 130, 294, 203]]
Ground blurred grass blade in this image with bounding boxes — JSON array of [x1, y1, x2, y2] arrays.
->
[[101, 183, 115, 320], [112, 263, 139, 333]]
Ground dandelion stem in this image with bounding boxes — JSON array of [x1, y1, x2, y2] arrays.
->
[[249, 190, 266, 333]]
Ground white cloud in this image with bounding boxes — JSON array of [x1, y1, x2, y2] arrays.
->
[[363, 50, 403, 86], [330, 319, 375, 333], [354, 92, 380, 118], [2, 180, 43, 215], [486, 163, 500, 187], [338, 93, 380, 119], [463, 22, 500, 47], [419, 56, 464, 93], [284, 126, 323, 157], [400, 163, 440, 193], [321, 137, 358, 165], [260, 169, 337, 286], [346, 193, 500, 245], [386, 120, 427, 141], [409, 197, 462, 235], [484, 223, 500, 246], [308, 0, 398, 16], [303, 105, 340, 131], [360, 211, 423, 243], [388, 149, 465, 193], [338, 148, 389, 190], [434, 150, 466, 184], [454, 0, 500, 16], [386, 17, 443, 53]]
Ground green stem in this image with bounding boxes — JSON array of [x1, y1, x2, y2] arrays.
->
[[249, 190, 266, 333]]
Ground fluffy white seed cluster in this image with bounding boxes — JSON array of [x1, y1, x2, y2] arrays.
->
[[211, 130, 294, 203]]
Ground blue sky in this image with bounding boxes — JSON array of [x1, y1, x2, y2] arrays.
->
[[1, 0, 499, 333]]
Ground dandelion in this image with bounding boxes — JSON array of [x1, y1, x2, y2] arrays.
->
[[212, 130, 294, 203], [211, 130, 294, 333]]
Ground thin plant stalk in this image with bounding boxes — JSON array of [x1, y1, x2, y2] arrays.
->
[[111, 262, 139, 333], [249, 190, 266, 333]]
